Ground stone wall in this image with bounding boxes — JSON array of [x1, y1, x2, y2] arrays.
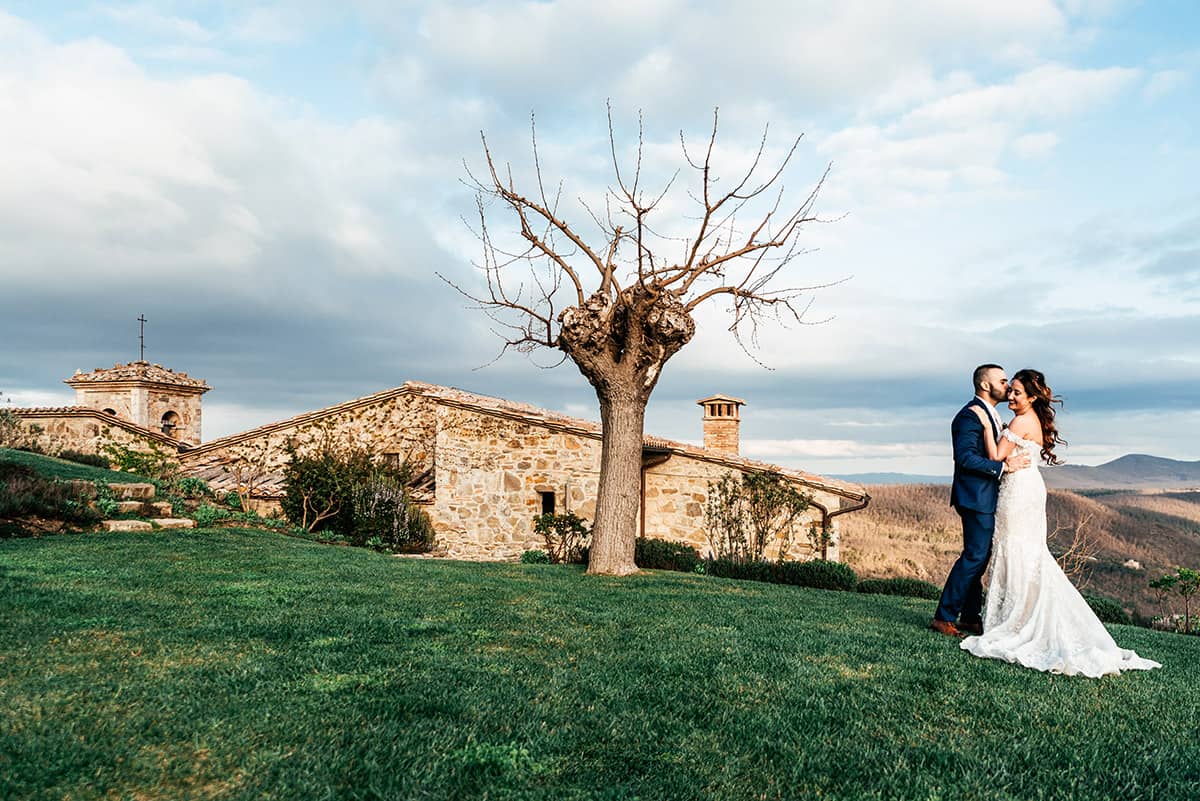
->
[[178, 389, 439, 500], [426, 403, 841, 562], [177, 388, 848, 563], [429, 404, 604, 560], [74, 386, 204, 446], [146, 389, 203, 446], [643, 459, 842, 561], [8, 411, 178, 461]]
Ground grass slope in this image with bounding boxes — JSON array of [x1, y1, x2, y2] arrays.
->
[[2, 530, 1198, 801], [0, 447, 150, 484]]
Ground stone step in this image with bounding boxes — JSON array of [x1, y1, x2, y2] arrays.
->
[[103, 520, 154, 532], [152, 515, 194, 527], [110, 482, 156, 500], [115, 501, 143, 514], [146, 501, 174, 516], [151, 518, 195, 529]]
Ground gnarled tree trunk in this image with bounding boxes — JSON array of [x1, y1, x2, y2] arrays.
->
[[588, 390, 646, 575], [560, 290, 694, 574]]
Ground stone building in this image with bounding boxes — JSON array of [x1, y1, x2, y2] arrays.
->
[[178, 381, 869, 562], [65, 361, 209, 446], [7, 405, 181, 457], [8, 360, 868, 562], [7, 361, 207, 457]]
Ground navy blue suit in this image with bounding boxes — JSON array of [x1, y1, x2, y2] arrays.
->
[[936, 398, 1005, 625]]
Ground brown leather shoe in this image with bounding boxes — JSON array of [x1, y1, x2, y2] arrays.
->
[[958, 621, 983, 636], [929, 619, 965, 638]]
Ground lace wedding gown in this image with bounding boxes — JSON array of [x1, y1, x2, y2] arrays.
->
[[960, 431, 1161, 677]]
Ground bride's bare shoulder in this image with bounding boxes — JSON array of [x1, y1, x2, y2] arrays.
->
[[1009, 413, 1043, 444]]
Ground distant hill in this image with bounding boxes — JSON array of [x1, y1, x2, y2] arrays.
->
[[830, 472, 950, 485], [1043, 454, 1200, 490], [834, 454, 1200, 491]]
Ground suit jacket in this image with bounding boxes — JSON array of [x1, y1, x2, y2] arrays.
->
[[949, 398, 1005, 513]]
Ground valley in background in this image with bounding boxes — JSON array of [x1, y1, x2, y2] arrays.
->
[[839, 483, 1200, 621]]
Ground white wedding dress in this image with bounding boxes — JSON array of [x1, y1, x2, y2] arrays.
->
[[961, 431, 1161, 677]]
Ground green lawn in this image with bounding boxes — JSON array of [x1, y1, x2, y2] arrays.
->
[[1, 530, 1198, 801], [0, 447, 149, 484]]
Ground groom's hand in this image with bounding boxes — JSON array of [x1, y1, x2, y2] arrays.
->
[[1004, 451, 1031, 471]]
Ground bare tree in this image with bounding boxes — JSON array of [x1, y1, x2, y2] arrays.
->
[[447, 107, 836, 575], [1050, 513, 1100, 590], [227, 440, 271, 513]]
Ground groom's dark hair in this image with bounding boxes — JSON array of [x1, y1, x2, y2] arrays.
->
[[973, 363, 1003, 392]]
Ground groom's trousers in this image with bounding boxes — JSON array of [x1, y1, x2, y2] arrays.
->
[[935, 507, 994, 625]]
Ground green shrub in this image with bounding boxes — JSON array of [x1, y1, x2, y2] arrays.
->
[[706, 557, 857, 592], [91, 480, 119, 518], [350, 476, 435, 553], [857, 577, 942, 600], [101, 442, 178, 483], [222, 490, 243, 510], [193, 503, 231, 528], [520, 549, 551, 564], [1084, 595, 1132, 626], [0, 464, 100, 529], [532, 512, 590, 564], [175, 477, 212, 499], [280, 435, 430, 552], [281, 439, 379, 537], [774, 559, 857, 591], [706, 471, 812, 562], [635, 538, 703, 573], [0, 408, 20, 448], [57, 450, 111, 469], [707, 558, 775, 584]]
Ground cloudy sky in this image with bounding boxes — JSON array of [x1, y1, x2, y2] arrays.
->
[[1, 1, 1197, 476]]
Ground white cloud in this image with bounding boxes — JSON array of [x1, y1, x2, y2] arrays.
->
[[1011, 131, 1059, 157], [232, 6, 308, 44], [102, 3, 213, 41], [897, 64, 1140, 131], [2, 3, 1196, 474], [0, 17, 427, 288], [1143, 69, 1188, 101]]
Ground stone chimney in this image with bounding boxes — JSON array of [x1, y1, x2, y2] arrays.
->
[[697, 394, 745, 456]]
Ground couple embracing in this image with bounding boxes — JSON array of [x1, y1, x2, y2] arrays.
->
[[932, 364, 1160, 678]]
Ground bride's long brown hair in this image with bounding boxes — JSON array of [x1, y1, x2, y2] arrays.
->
[[1012, 368, 1066, 465]]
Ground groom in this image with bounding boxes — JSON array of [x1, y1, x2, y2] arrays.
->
[[931, 364, 1029, 637]]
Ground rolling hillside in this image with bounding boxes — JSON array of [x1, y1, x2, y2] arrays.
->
[[839, 484, 1200, 620], [834, 453, 1200, 490], [1043, 454, 1200, 490]]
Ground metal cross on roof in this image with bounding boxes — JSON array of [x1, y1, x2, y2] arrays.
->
[[138, 314, 147, 361]]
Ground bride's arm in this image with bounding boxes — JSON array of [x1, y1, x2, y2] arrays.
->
[[970, 408, 1017, 460]]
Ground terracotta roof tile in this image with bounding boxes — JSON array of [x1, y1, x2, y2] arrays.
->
[[65, 361, 209, 390]]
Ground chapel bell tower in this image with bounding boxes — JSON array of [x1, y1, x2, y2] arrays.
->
[[66, 361, 210, 446]]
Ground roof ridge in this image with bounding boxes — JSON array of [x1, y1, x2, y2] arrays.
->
[[180, 384, 417, 457]]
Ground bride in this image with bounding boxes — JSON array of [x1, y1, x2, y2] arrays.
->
[[959, 368, 1161, 677]]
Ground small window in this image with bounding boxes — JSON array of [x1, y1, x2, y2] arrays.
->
[[160, 410, 181, 437], [102, 408, 116, 416], [540, 491, 556, 515]]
